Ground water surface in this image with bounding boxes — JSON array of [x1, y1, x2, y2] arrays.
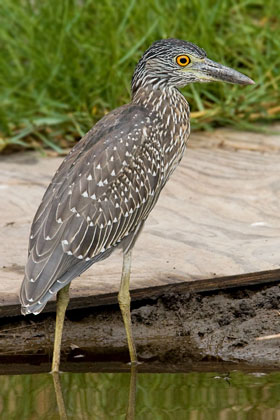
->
[[1, 370, 280, 419]]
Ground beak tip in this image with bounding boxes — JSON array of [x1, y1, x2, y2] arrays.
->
[[246, 78, 255, 86], [236, 75, 255, 86]]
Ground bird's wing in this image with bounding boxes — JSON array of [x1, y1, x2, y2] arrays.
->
[[21, 103, 163, 309]]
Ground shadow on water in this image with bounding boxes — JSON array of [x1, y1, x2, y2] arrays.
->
[[1, 366, 280, 419]]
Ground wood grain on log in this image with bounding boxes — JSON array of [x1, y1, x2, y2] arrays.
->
[[0, 127, 280, 317]]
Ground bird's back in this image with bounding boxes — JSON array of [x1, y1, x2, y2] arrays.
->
[[20, 85, 190, 315]]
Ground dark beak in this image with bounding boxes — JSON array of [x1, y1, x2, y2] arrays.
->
[[193, 58, 255, 85]]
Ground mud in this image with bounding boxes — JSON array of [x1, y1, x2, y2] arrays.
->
[[0, 282, 280, 371]]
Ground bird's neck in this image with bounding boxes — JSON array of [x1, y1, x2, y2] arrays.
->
[[132, 85, 191, 183], [132, 85, 189, 115], [132, 85, 190, 144]]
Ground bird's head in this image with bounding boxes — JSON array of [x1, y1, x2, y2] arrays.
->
[[132, 38, 254, 93]]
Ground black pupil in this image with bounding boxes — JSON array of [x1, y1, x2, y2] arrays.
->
[[180, 57, 187, 64]]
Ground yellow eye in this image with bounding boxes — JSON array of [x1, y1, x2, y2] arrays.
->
[[176, 55, 190, 67]]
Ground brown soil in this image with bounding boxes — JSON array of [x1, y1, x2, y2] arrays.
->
[[0, 282, 280, 372]]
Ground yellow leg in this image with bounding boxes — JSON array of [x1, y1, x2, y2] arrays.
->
[[51, 283, 70, 373], [118, 250, 137, 364]]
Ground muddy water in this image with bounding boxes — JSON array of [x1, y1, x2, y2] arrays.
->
[[1, 370, 280, 419]]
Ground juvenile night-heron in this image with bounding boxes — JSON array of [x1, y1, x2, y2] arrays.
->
[[20, 38, 254, 372]]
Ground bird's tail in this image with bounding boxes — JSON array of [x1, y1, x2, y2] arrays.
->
[[20, 247, 115, 315]]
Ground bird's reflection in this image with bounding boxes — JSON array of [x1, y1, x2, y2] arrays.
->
[[51, 365, 137, 420], [52, 372, 68, 420], [126, 365, 138, 420]]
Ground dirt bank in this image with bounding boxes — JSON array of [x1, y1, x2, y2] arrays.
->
[[0, 282, 280, 371]]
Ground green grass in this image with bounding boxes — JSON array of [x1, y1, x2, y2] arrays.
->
[[0, 0, 279, 152]]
